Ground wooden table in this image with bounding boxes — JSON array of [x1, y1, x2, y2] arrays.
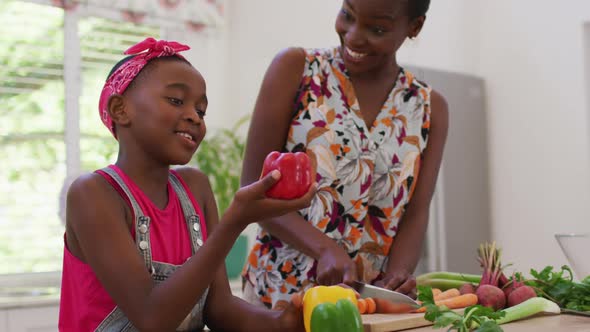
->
[[407, 314, 590, 332], [205, 312, 590, 331]]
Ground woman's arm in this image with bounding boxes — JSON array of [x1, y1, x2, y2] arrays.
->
[[241, 48, 356, 284], [376, 89, 449, 294]]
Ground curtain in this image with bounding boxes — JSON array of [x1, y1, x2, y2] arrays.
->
[[38, 0, 225, 30]]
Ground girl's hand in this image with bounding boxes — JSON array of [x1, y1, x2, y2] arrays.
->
[[373, 271, 417, 299], [273, 292, 305, 332], [316, 246, 358, 286], [226, 170, 317, 227]]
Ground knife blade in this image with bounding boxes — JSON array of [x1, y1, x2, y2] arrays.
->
[[351, 280, 420, 309]]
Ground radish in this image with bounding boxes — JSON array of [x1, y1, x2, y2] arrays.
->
[[502, 272, 525, 299], [459, 283, 476, 295], [507, 285, 537, 307], [476, 284, 506, 310], [477, 242, 504, 287], [476, 242, 508, 310]]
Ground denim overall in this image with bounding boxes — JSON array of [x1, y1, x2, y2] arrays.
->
[[95, 167, 208, 332]]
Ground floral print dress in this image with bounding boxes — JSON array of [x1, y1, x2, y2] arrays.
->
[[242, 47, 432, 308]]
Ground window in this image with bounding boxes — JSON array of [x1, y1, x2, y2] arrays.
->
[[78, 17, 160, 173], [0, 0, 159, 276], [1, 0, 227, 281], [1, 1, 66, 274]]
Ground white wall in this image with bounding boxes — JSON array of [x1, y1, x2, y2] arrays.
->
[[477, 1, 590, 272], [397, 0, 481, 75], [226, 0, 480, 117], [164, 27, 230, 131], [224, 0, 590, 275], [226, 0, 340, 121]]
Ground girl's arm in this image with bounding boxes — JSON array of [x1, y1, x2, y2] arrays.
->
[[183, 168, 304, 332], [66, 169, 312, 332], [376, 88, 449, 295], [240, 47, 356, 285]]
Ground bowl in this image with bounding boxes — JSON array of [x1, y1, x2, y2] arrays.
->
[[554, 233, 590, 280]]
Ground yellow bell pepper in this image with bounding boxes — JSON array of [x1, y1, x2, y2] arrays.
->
[[302, 285, 360, 332]]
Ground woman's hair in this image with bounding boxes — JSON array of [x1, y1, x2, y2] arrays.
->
[[408, 0, 430, 19]]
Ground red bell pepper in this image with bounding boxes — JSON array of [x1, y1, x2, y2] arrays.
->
[[261, 151, 312, 199]]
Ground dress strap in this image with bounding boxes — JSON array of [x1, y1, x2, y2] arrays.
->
[[99, 167, 154, 274], [168, 172, 205, 254]]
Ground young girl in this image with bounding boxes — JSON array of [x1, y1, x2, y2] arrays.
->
[[58, 37, 315, 332], [241, 0, 448, 308]]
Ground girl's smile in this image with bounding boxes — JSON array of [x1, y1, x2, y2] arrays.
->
[[175, 130, 198, 150]]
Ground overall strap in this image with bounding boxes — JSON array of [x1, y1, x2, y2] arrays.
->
[[168, 172, 205, 254], [100, 167, 154, 274]]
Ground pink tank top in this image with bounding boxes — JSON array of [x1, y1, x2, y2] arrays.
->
[[58, 165, 208, 331]]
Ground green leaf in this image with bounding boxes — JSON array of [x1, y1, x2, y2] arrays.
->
[[527, 265, 590, 311], [417, 285, 435, 304], [423, 304, 445, 322], [475, 320, 504, 332], [432, 311, 462, 328], [466, 305, 505, 321]]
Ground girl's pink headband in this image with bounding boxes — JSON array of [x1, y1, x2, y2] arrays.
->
[[98, 37, 190, 137]]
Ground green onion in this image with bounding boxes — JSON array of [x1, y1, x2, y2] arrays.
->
[[417, 271, 482, 284], [496, 297, 560, 325]]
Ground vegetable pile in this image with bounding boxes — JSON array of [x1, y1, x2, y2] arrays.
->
[[417, 285, 560, 332], [302, 285, 362, 332], [413, 241, 587, 331]]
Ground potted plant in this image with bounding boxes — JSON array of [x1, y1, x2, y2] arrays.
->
[[190, 116, 249, 279]]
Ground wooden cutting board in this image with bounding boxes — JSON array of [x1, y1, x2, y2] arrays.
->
[[362, 313, 433, 332]]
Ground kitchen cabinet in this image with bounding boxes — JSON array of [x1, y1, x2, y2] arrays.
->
[[0, 311, 8, 331], [407, 66, 491, 275], [0, 303, 59, 332], [5, 305, 59, 332]]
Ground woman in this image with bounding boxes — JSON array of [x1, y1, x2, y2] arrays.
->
[[241, 0, 448, 309]]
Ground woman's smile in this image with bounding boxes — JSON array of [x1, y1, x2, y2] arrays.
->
[[343, 45, 369, 63]]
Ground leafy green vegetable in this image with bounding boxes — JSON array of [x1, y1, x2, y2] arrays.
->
[[526, 265, 590, 312], [417, 286, 505, 332]]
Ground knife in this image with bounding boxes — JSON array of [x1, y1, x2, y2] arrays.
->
[[351, 280, 420, 310]]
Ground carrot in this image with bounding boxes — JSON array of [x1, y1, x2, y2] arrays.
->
[[434, 288, 461, 301], [365, 297, 376, 314], [357, 298, 367, 314], [374, 298, 419, 314], [414, 293, 478, 313], [432, 288, 442, 297]]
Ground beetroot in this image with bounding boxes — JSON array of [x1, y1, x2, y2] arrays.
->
[[498, 273, 510, 289], [477, 242, 504, 286], [507, 285, 537, 307], [476, 242, 509, 310], [459, 283, 477, 295], [476, 284, 506, 310], [502, 274, 525, 299]]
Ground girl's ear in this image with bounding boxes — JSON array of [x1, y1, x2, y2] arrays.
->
[[107, 94, 131, 128], [408, 16, 426, 39]]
